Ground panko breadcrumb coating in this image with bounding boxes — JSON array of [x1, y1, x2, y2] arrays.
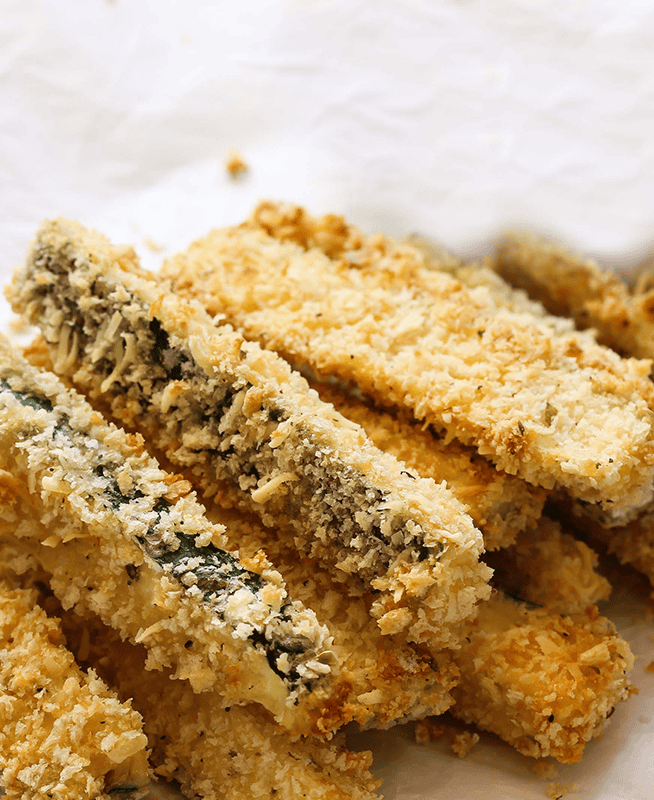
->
[[9, 218, 492, 650], [0, 578, 150, 800], [0, 335, 337, 731], [487, 234, 654, 589], [161, 201, 654, 522], [566, 504, 654, 592], [485, 517, 612, 614], [19, 335, 460, 734], [207, 504, 460, 732], [494, 231, 654, 362], [450, 592, 634, 763], [313, 381, 547, 551], [61, 613, 382, 800]]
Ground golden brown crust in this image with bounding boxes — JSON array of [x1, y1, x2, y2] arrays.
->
[[494, 231, 654, 363], [0, 578, 150, 800], [450, 593, 634, 763], [207, 505, 459, 733], [162, 203, 654, 522], [485, 517, 612, 614], [58, 610, 382, 800]]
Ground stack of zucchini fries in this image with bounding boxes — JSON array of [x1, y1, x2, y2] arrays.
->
[[1, 201, 652, 798]]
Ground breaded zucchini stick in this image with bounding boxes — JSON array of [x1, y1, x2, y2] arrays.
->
[[494, 231, 654, 362], [450, 592, 634, 763], [205, 505, 460, 732], [565, 505, 654, 592], [487, 235, 654, 587], [0, 337, 336, 731], [313, 381, 547, 551], [311, 382, 608, 614], [161, 202, 654, 522], [17, 342, 461, 735], [9, 219, 491, 649], [485, 517, 611, 614], [60, 613, 382, 800], [0, 578, 150, 800]]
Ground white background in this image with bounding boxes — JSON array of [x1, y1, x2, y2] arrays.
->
[[2, 2, 654, 798]]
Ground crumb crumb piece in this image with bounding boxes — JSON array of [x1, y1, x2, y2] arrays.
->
[[415, 719, 479, 758], [546, 781, 579, 799], [143, 237, 165, 254], [530, 760, 559, 781], [414, 719, 447, 744], [450, 731, 479, 759], [639, 715, 651, 723], [226, 150, 249, 178]]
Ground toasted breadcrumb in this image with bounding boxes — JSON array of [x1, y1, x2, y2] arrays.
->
[[313, 381, 548, 551], [414, 718, 448, 744], [0, 578, 150, 800], [162, 201, 654, 522], [143, 237, 165, 254], [450, 593, 634, 763], [226, 149, 249, 178], [530, 760, 560, 780], [494, 231, 654, 362], [9, 218, 492, 650], [60, 611, 382, 800], [546, 781, 579, 799], [450, 731, 480, 759], [414, 718, 479, 758], [485, 517, 611, 614], [0, 336, 336, 731]]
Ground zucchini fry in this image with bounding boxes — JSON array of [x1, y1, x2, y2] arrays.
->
[[0, 336, 336, 731], [162, 202, 654, 522], [312, 381, 547, 551], [494, 231, 654, 362], [451, 592, 634, 763], [485, 517, 611, 614], [206, 505, 460, 732], [9, 218, 491, 650], [309, 383, 608, 613], [60, 612, 382, 800], [487, 234, 654, 588], [17, 341, 461, 734], [0, 578, 150, 800], [565, 505, 654, 592]]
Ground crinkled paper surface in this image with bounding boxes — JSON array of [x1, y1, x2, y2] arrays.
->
[[2, 2, 654, 798]]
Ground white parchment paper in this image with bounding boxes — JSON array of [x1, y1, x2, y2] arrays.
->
[[2, 2, 654, 798]]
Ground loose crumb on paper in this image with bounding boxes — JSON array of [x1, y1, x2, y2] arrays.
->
[[414, 719, 448, 744], [414, 719, 479, 759], [546, 782, 579, 799], [530, 760, 560, 781], [450, 731, 479, 759], [143, 237, 165, 254], [226, 150, 249, 178]]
